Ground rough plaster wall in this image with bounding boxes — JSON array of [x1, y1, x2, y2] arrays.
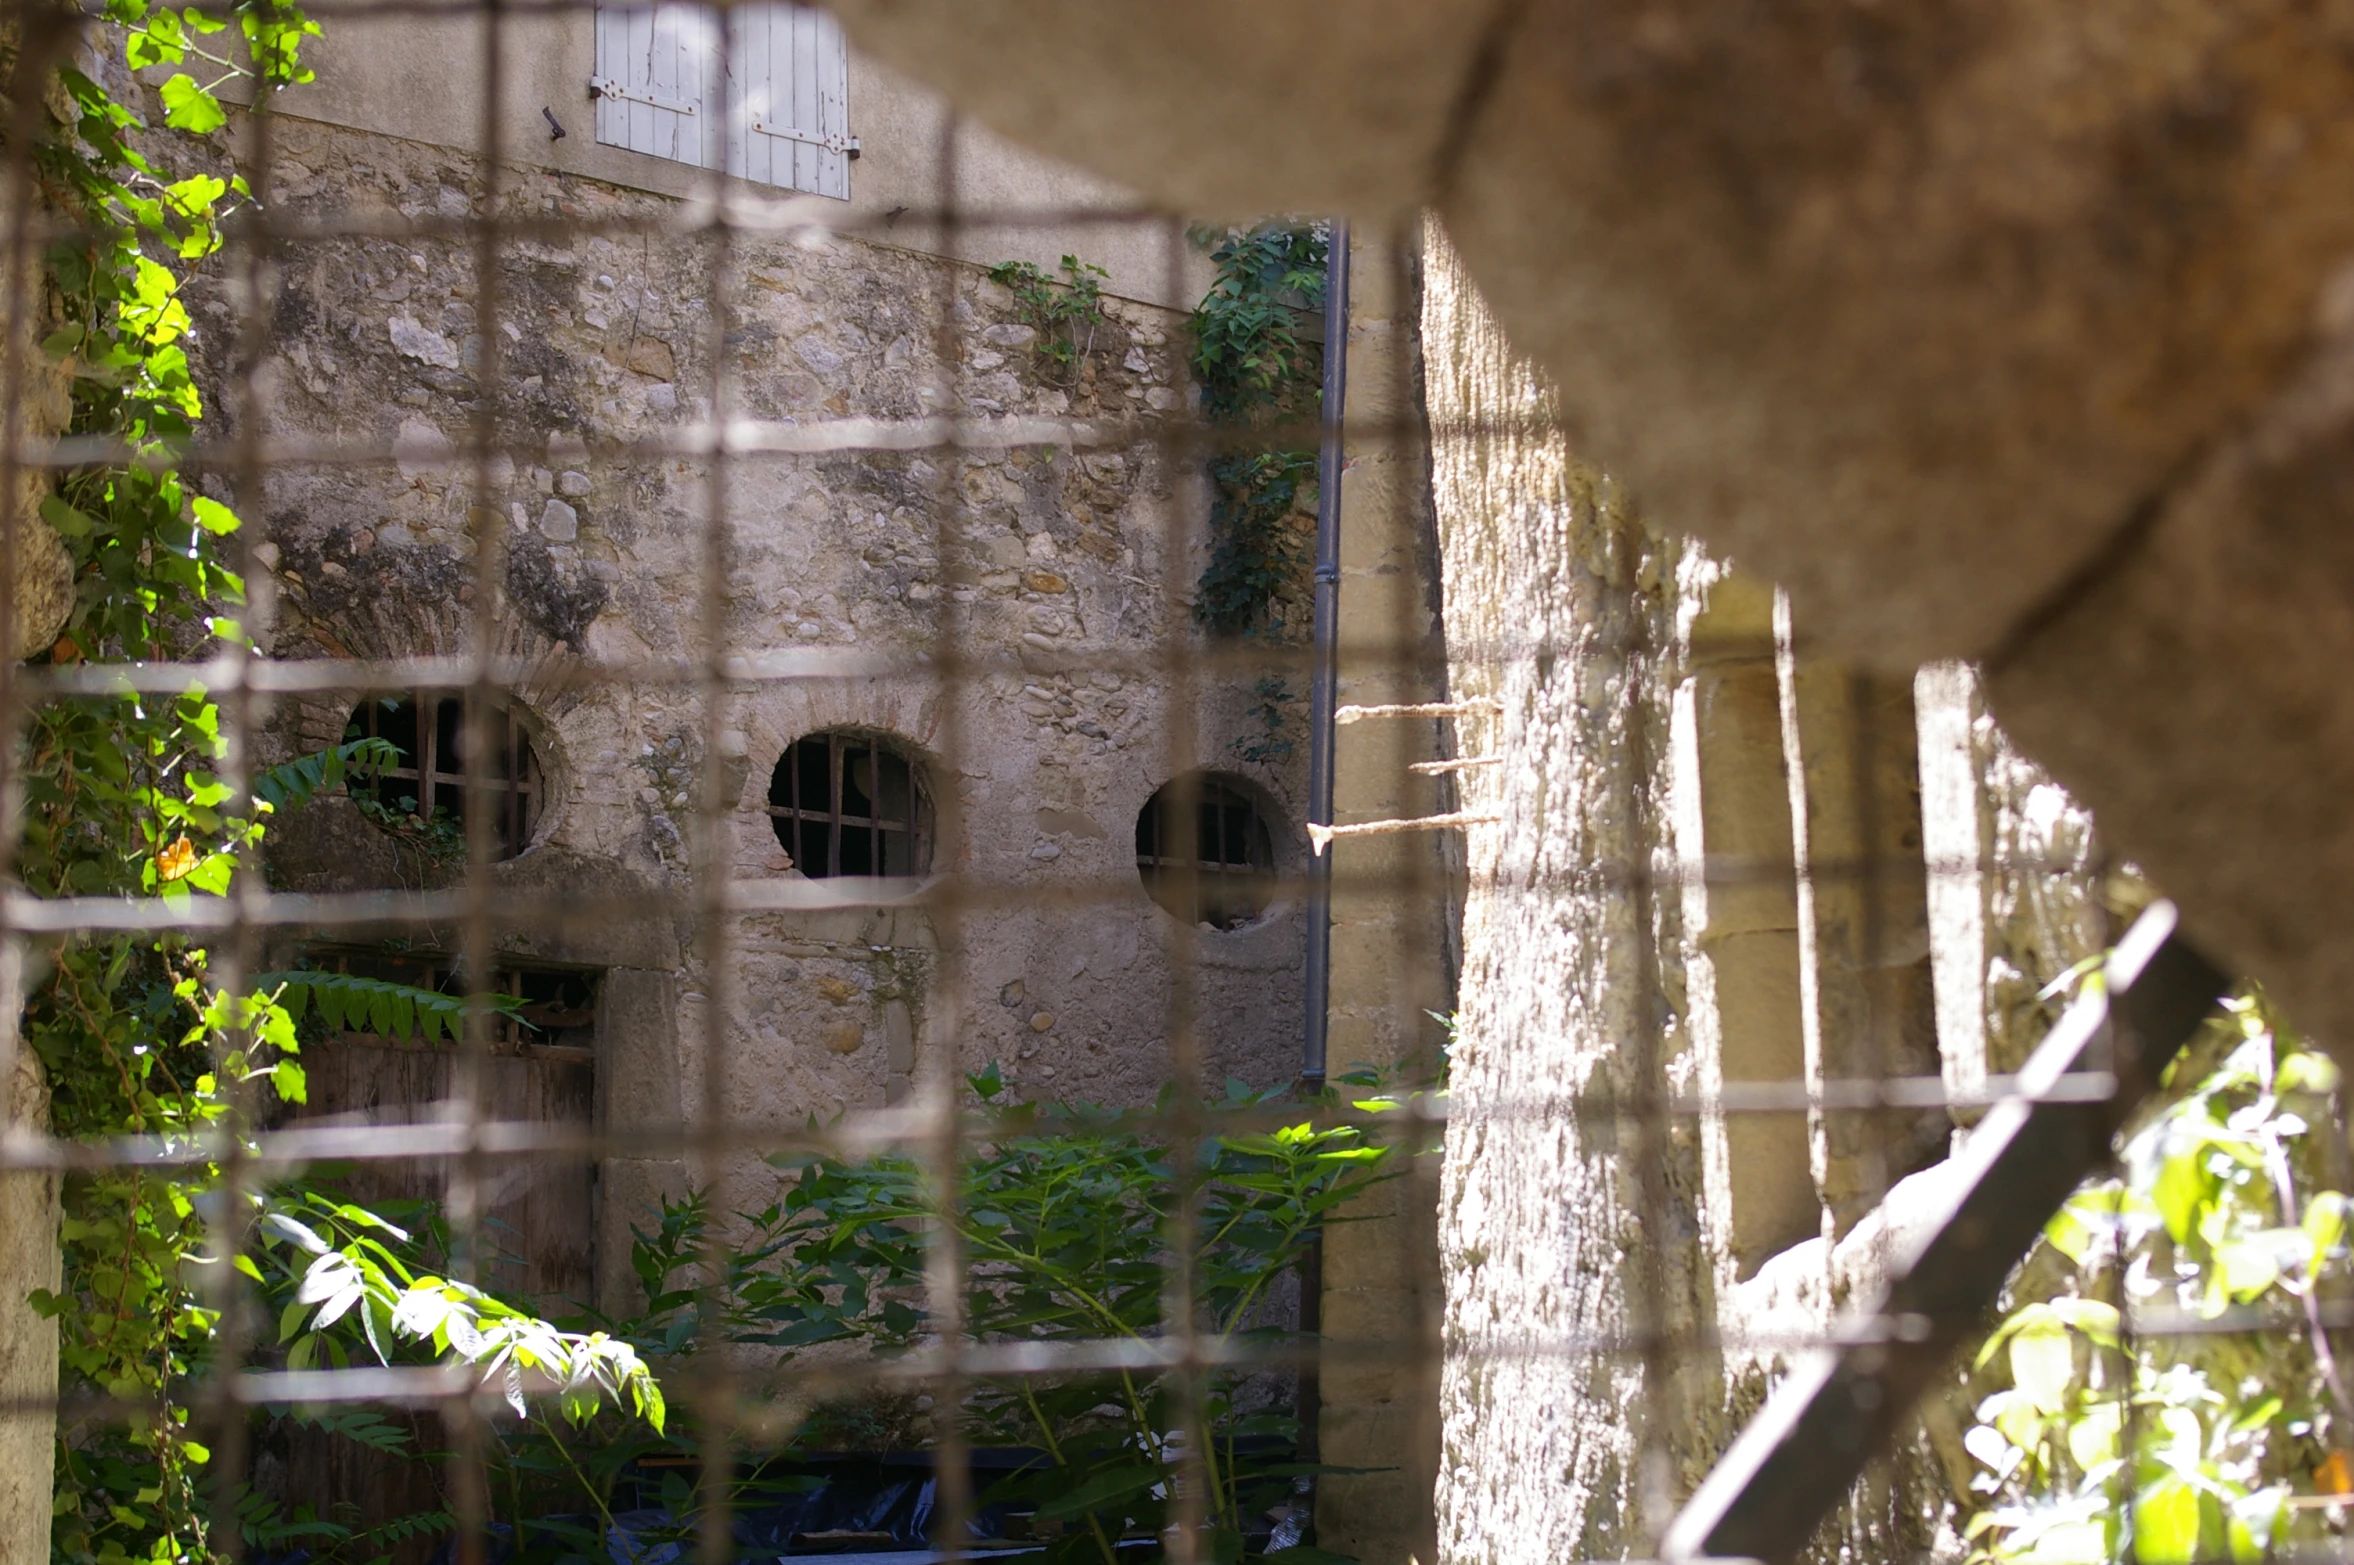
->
[[203, 116, 1312, 1256], [0, 19, 79, 660], [1425, 226, 1714, 1565], [0, 1046, 56, 1562]]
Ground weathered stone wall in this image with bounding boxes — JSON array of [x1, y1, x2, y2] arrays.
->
[[1423, 221, 1714, 1564], [1423, 220, 2120, 1564], [206, 114, 1312, 1295], [0, 1046, 58, 1565]]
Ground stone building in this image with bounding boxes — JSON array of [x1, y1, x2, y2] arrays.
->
[[202, 1, 1318, 1311]]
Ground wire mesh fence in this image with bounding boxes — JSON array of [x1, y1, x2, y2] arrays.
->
[[0, 3, 2338, 1564]]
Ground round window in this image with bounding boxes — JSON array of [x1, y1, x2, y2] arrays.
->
[[1134, 773, 1276, 930], [766, 731, 935, 878], [343, 692, 544, 861]]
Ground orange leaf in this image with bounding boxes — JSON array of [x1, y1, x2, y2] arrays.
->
[[48, 635, 79, 665], [2316, 1451, 2354, 1495], [154, 835, 198, 883]]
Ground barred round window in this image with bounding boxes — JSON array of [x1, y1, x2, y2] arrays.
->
[[1135, 774, 1276, 930], [766, 732, 935, 878], [344, 692, 544, 861]]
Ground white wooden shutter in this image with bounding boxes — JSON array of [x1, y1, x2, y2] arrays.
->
[[591, 3, 713, 168], [594, 1, 852, 199]]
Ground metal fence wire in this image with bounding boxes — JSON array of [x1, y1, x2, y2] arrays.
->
[[0, 2, 2333, 1564]]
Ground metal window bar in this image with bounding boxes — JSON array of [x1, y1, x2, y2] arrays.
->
[[351, 692, 544, 856], [764, 734, 933, 876]]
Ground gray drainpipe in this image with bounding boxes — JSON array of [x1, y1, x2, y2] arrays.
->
[[1302, 220, 1349, 1090], [1297, 225, 1349, 1469]]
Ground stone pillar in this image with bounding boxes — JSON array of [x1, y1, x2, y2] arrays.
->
[[0, 1048, 58, 1564], [1915, 661, 2107, 1119], [1314, 233, 1449, 1565], [1423, 220, 1718, 1565], [595, 966, 688, 1314], [1774, 611, 1943, 1236], [1670, 568, 1816, 1279]]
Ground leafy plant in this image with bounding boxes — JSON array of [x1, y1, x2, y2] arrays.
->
[[1198, 448, 1316, 641], [1959, 992, 2350, 1565], [1190, 224, 1326, 423], [987, 254, 1109, 376], [1238, 675, 1299, 766], [253, 1187, 664, 1424], [1189, 223, 1326, 639], [620, 1066, 1395, 1563], [349, 789, 470, 866], [250, 735, 401, 814], [263, 966, 529, 1045], [20, 9, 666, 1559]]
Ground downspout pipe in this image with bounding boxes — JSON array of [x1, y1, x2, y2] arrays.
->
[[1297, 220, 1349, 1473], [1302, 220, 1349, 1091]]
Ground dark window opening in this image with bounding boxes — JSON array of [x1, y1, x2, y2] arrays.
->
[[766, 732, 934, 878], [345, 692, 545, 861], [1135, 775, 1276, 930]]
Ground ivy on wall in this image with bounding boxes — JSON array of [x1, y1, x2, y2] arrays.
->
[[20, 13, 659, 1562], [1189, 222, 1326, 643], [985, 253, 1108, 379]]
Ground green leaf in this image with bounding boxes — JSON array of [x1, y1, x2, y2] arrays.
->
[[2227, 1485, 2286, 1563], [157, 73, 226, 133], [2132, 1479, 2208, 1565], [1031, 1462, 1158, 1522], [263, 1213, 328, 1254], [2066, 1401, 2123, 1470], [2152, 1139, 2215, 1247], [39, 495, 95, 539], [2008, 1318, 2076, 1415], [188, 495, 238, 534]]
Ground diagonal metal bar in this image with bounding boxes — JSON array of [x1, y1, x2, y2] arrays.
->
[[1660, 899, 2230, 1564]]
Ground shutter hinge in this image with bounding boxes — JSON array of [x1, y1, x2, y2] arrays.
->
[[750, 117, 859, 156], [588, 76, 696, 115]]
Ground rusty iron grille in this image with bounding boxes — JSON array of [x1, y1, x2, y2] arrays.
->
[[348, 691, 546, 860], [765, 730, 935, 878], [1134, 777, 1275, 930]]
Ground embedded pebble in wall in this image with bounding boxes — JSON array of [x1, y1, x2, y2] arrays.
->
[[1029, 1012, 1055, 1032], [556, 470, 592, 497], [1000, 980, 1026, 1008], [822, 1019, 864, 1055], [539, 499, 579, 541], [1030, 842, 1063, 860]]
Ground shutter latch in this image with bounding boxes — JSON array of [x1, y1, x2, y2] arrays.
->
[[750, 117, 859, 156], [588, 76, 697, 115]]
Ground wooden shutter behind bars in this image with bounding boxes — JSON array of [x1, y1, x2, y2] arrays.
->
[[594, 1, 852, 198]]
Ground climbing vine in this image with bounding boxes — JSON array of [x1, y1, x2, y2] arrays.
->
[[1188, 224, 1325, 765], [985, 253, 1108, 378], [1189, 222, 1324, 641], [18, 12, 659, 1562]]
